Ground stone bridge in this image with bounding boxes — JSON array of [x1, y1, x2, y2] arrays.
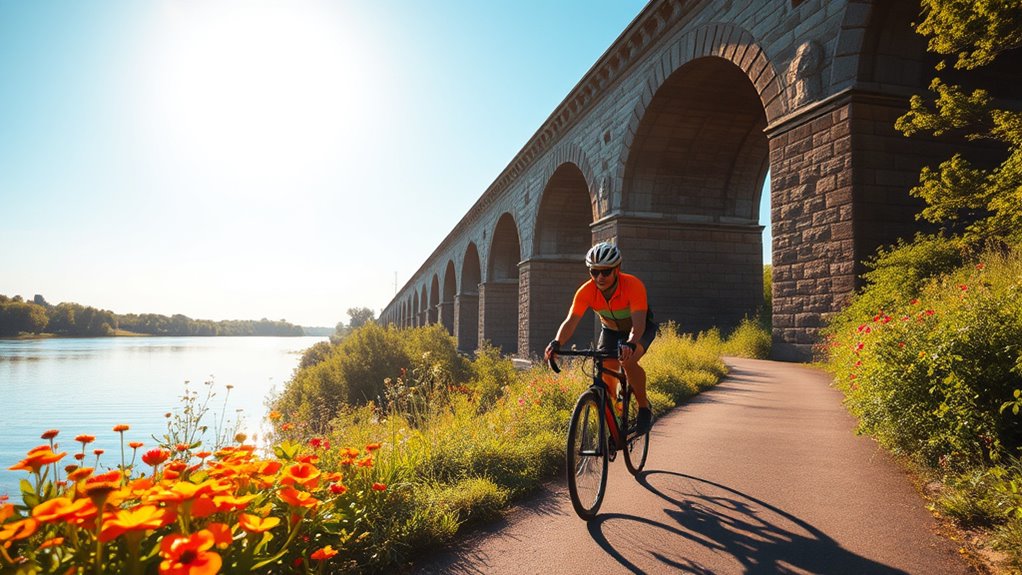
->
[[378, 0, 1006, 361]]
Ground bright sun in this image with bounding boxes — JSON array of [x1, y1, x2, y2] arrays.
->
[[140, 1, 375, 194]]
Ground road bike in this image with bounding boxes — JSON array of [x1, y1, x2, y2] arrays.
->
[[548, 347, 650, 520]]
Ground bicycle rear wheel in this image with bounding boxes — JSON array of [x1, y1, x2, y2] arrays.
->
[[622, 381, 650, 475], [566, 389, 608, 520]]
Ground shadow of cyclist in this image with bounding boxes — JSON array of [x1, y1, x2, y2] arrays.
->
[[582, 470, 910, 575]]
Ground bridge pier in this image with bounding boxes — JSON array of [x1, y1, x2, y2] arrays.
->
[[517, 257, 591, 357], [479, 280, 518, 355], [454, 293, 479, 353], [596, 215, 763, 337], [438, 301, 454, 335]]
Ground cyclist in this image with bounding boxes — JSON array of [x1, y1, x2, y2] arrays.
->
[[544, 242, 657, 435]]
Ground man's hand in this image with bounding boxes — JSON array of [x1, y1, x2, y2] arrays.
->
[[544, 339, 560, 361], [619, 341, 636, 362]]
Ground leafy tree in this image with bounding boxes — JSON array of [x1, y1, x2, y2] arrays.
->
[[895, 0, 1022, 245], [0, 301, 48, 335], [347, 307, 376, 329]]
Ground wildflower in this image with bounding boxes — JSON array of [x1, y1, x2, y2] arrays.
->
[[74, 453, 86, 461], [357, 456, 374, 468], [281, 462, 321, 488], [976, 263, 985, 270], [9, 446, 66, 473], [268, 410, 282, 420], [371, 482, 387, 492], [237, 513, 281, 534], [0, 518, 39, 544], [311, 545, 339, 560], [281, 423, 295, 431], [101, 505, 174, 542], [175, 443, 190, 453], [159, 530, 222, 575], [959, 284, 968, 291], [75, 434, 96, 444], [41, 429, 60, 440], [205, 523, 233, 549], [83, 470, 122, 503], [32, 497, 94, 523], [910, 298, 919, 305], [113, 424, 130, 432], [212, 494, 257, 513], [329, 482, 348, 495], [129, 441, 144, 449], [143, 448, 171, 467], [365, 442, 382, 452], [39, 537, 65, 549], [93, 449, 105, 456], [278, 487, 320, 509]]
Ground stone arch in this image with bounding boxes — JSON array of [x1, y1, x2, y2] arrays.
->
[[523, 161, 597, 354], [482, 213, 521, 353], [441, 260, 457, 335], [418, 287, 428, 326], [458, 242, 482, 352], [428, 274, 440, 325], [617, 52, 769, 334], [412, 289, 420, 327]]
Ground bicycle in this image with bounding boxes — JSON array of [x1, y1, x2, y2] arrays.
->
[[548, 346, 650, 520]]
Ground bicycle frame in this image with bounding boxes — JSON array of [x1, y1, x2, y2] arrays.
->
[[549, 349, 627, 453]]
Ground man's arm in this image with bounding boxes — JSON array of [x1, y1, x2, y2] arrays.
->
[[545, 313, 583, 360], [620, 309, 647, 361]]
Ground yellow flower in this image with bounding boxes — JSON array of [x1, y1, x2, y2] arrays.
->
[[237, 513, 281, 534]]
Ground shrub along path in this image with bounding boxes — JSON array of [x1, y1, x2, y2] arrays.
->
[[412, 357, 971, 575]]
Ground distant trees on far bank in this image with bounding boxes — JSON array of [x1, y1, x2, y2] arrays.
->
[[0, 293, 305, 337]]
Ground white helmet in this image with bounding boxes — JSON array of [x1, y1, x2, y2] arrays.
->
[[585, 242, 621, 269]]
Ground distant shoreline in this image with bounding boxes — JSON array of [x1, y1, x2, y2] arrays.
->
[[2, 331, 328, 341]]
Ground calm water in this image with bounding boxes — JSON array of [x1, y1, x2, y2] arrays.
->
[[0, 336, 325, 496]]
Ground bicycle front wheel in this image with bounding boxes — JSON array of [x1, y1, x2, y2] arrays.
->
[[622, 382, 650, 475], [566, 389, 608, 520]]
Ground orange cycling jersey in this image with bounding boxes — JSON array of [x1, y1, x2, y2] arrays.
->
[[569, 272, 650, 333]]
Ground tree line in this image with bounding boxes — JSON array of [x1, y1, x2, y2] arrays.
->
[[0, 294, 305, 337]]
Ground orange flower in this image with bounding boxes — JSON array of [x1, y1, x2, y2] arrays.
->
[[0, 518, 39, 543], [311, 545, 339, 561], [1, 503, 15, 522], [32, 497, 95, 523], [39, 536, 65, 549], [365, 442, 382, 452], [277, 487, 320, 509], [113, 424, 130, 432], [195, 451, 212, 460], [101, 505, 174, 542], [268, 410, 282, 420], [9, 446, 66, 473], [41, 429, 60, 440], [158, 530, 222, 575], [212, 493, 257, 513], [281, 462, 321, 488], [356, 456, 374, 468], [83, 471, 122, 503], [129, 441, 144, 449], [175, 443, 190, 453], [93, 449, 105, 456], [75, 434, 96, 444], [329, 482, 348, 495], [205, 523, 233, 549], [237, 513, 281, 534], [280, 423, 294, 431], [142, 449, 171, 467], [151, 480, 216, 504], [371, 482, 387, 492]]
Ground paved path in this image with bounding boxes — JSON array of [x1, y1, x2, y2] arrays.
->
[[412, 357, 972, 575]]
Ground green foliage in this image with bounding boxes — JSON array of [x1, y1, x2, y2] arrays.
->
[[895, 1, 1022, 245], [468, 342, 518, 410], [825, 233, 966, 336], [826, 249, 1022, 471], [722, 317, 772, 359], [0, 300, 49, 336], [347, 306, 376, 329]]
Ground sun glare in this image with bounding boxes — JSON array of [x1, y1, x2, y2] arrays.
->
[[141, 1, 375, 195]]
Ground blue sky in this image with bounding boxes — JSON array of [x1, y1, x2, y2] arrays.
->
[[0, 1, 770, 327]]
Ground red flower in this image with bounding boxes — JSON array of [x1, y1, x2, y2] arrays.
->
[[113, 424, 130, 432], [142, 448, 171, 467], [371, 482, 387, 492], [75, 435, 96, 444], [311, 545, 339, 561], [41, 429, 60, 440]]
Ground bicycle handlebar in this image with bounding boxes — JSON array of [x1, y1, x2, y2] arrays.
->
[[547, 348, 620, 374]]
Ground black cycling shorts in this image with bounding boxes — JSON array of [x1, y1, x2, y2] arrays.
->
[[597, 320, 657, 354]]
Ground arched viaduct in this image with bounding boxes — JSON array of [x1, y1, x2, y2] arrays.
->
[[378, 0, 1008, 361]]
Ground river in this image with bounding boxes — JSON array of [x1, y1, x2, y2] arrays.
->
[[0, 335, 325, 496]]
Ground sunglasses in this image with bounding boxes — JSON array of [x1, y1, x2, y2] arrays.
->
[[589, 268, 615, 278]]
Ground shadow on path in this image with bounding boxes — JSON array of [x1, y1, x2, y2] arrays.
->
[[583, 470, 910, 574]]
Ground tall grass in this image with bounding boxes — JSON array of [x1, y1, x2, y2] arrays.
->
[[264, 321, 731, 571]]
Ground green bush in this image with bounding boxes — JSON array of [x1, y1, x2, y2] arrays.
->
[[826, 248, 1022, 471], [722, 316, 772, 359]]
